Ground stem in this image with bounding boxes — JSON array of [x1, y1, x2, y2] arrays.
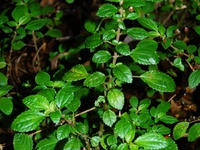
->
[[75, 107, 96, 117]]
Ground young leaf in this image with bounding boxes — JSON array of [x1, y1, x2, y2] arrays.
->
[[173, 122, 189, 140], [173, 57, 184, 71], [23, 95, 49, 110], [67, 98, 80, 112], [0, 97, 13, 115], [84, 20, 96, 33], [13, 133, 33, 150], [103, 109, 117, 127], [91, 136, 101, 147], [35, 71, 50, 85], [126, 12, 139, 20], [57, 124, 72, 140], [188, 123, 200, 142], [125, 129, 135, 143], [117, 143, 128, 150], [159, 115, 178, 124], [50, 110, 61, 124], [97, 4, 118, 17], [127, 27, 148, 40], [131, 47, 159, 65], [45, 29, 62, 37], [25, 19, 45, 30], [37, 88, 56, 102], [11, 40, 26, 50], [64, 137, 81, 150], [107, 88, 124, 110], [137, 17, 158, 31], [188, 70, 200, 88], [115, 43, 131, 56], [85, 34, 103, 49], [114, 118, 132, 139], [135, 133, 167, 149], [113, 64, 133, 83], [55, 86, 74, 108], [36, 137, 58, 150], [157, 102, 170, 114], [11, 110, 45, 132], [103, 29, 116, 40], [84, 72, 106, 88], [92, 50, 112, 63], [140, 70, 176, 92], [62, 64, 88, 82]]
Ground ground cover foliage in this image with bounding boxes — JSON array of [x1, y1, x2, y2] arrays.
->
[[1, 0, 200, 149]]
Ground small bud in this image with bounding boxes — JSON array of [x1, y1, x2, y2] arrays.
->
[[129, 6, 134, 12], [174, 29, 180, 34], [184, 26, 189, 33]]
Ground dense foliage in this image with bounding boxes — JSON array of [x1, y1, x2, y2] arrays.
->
[[1, 0, 200, 149]]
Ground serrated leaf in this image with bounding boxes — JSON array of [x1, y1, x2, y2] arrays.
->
[[126, 12, 139, 20], [188, 70, 200, 88], [123, 0, 146, 8], [45, 29, 62, 37], [67, 98, 80, 112], [97, 4, 118, 17], [127, 27, 148, 40], [38, 88, 56, 101], [136, 39, 158, 51], [137, 17, 158, 31], [55, 86, 74, 108], [0, 72, 7, 85], [103, 109, 117, 127], [84, 72, 106, 88], [188, 123, 200, 142], [0, 97, 13, 115], [92, 50, 112, 63], [12, 5, 27, 22], [173, 57, 184, 71], [19, 15, 30, 26], [107, 135, 117, 146], [173, 122, 189, 140], [115, 43, 131, 56], [103, 29, 116, 40], [11, 40, 26, 50], [85, 34, 103, 49], [11, 110, 45, 132], [157, 102, 170, 114], [23, 95, 49, 110], [84, 20, 96, 33], [91, 136, 101, 147], [0, 85, 13, 97], [159, 115, 178, 124], [114, 118, 132, 139], [113, 64, 132, 83], [157, 126, 171, 135], [63, 64, 88, 82], [140, 70, 175, 92], [160, 138, 178, 150], [76, 121, 89, 134], [64, 137, 81, 150], [131, 47, 159, 65], [125, 129, 135, 143], [57, 124, 72, 140], [117, 143, 128, 150], [50, 110, 61, 124], [173, 40, 187, 49], [135, 133, 167, 149], [25, 19, 45, 30], [13, 133, 33, 150], [36, 137, 58, 150], [107, 88, 124, 110]]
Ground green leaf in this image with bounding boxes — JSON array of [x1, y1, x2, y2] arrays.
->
[[45, 29, 62, 37], [0, 61, 6, 69], [12, 5, 27, 22], [173, 122, 189, 140], [188, 123, 200, 142], [194, 26, 200, 35], [114, 118, 132, 139], [36, 137, 58, 150], [0, 97, 13, 115], [50, 110, 61, 124], [25, 19, 45, 30], [84, 72, 106, 88], [76, 121, 89, 134], [38, 88, 56, 102], [92, 50, 112, 63], [7, 21, 18, 27], [188, 70, 200, 88], [166, 26, 178, 37], [117, 143, 128, 150], [140, 70, 176, 92], [91, 136, 101, 147], [113, 64, 133, 83], [126, 12, 139, 20], [11, 110, 45, 132], [0, 72, 7, 85], [19, 15, 31, 26], [106, 0, 120, 2], [159, 115, 178, 124], [85, 34, 103, 49], [160, 138, 178, 150], [57, 124, 72, 140], [157, 102, 170, 114], [125, 129, 135, 143], [63, 64, 88, 82], [127, 27, 148, 40], [55, 86, 74, 108], [173, 57, 184, 71], [131, 47, 159, 65], [84, 20, 96, 33], [0, 85, 13, 97], [157, 126, 171, 135], [137, 17, 158, 31], [35, 72, 51, 85], [135, 133, 167, 149], [23, 95, 49, 110], [97, 4, 118, 17], [115, 43, 131, 56], [13, 133, 33, 150], [173, 40, 187, 49], [103, 109, 117, 127], [103, 30, 116, 40], [107, 135, 117, 146], [107, 88, 124, 110], [67, 98, 80, 112], [136, 39, 158, 51], [123, 0, 146, 8], [11, 40, 26, 50], [64, 137, 81, 150]]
